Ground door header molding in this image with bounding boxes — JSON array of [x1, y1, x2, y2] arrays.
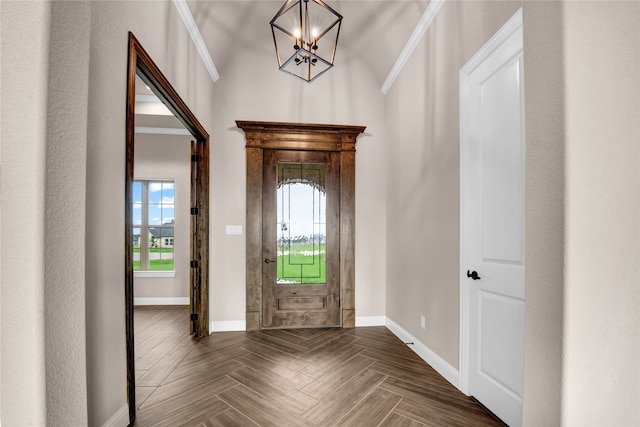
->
[[236, 120, 366, 152]]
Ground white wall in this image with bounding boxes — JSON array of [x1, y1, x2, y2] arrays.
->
[[134, 133, 191, 301]]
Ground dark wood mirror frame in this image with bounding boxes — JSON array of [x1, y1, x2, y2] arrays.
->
[[236, 120, 365, 331], [125, 32, 210, 423]]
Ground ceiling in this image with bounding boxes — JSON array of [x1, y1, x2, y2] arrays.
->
[[136, 1, 431, 130], [187, 0, 430, 87]]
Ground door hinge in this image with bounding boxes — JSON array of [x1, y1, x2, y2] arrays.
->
[[190, 313, 198, 321], [190, 207, 199, 215], [190, 260, 198, 268], [191, 154, 202, 162]]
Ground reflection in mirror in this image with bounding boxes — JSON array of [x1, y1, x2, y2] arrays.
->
[[132, 73, 188, 275]]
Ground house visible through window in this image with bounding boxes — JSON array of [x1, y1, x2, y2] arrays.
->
[[133, 180, 175, 271]]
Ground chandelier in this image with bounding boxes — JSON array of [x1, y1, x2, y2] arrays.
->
[[270, 0, 343, 83]]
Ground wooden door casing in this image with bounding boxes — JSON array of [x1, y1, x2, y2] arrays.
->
[[237, 121, 365, 331]]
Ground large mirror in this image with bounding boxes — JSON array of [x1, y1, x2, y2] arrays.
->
[[125, 32, 210, 423]]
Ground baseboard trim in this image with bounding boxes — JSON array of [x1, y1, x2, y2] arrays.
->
[[101, 403, 129, 427], [133, 297, 189, 306], [355, 316, 387, 327], [210, 320, 246, 332], [385, 317, 461, 390]]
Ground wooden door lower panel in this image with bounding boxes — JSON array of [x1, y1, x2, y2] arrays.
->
[[265, 284, 340, 328]]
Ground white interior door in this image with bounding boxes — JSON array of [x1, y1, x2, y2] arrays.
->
[[460, 10, 525, 427]]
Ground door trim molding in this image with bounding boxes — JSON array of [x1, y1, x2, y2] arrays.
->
[[459, 8, 523, 396], [236, 121, 365, 330]]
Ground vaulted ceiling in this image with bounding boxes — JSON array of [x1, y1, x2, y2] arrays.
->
[[187, 0, 429, 89], [136, 1, 433, 130]]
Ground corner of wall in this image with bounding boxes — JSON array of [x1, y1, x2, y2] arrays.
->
[[521, 1, 567, 424], [385, 317, 461, 390]]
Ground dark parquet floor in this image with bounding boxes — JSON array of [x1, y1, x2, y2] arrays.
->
[[132, 306, 503, 427]]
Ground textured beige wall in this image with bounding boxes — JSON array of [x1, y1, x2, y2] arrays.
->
[[561, 2, 639, 424], [134, 133, 191, 300], [2, 2, 93, 425], [522, 2, 566, 424], [1, 2, 51, 425], [3, 1, 637, 425], [83, 2, 216, 425], [44, 3, 92, 425], [206, 1, 388, 323], [522, 2, 640, 424], [384, 0, 521, 369]]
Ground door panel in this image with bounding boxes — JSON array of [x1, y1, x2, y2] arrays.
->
[[461, 11, 525, 427], [263, 150, 340, 328]]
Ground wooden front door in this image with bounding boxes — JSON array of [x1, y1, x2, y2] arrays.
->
[[262, 150, 340, 328], [237, 120, 365, 331]]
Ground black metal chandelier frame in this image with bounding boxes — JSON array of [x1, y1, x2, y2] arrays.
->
[[270, 0, 343, 83]]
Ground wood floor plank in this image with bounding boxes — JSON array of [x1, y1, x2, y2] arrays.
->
[[139, 375, 238, 412], [369, 360, 460, 394], [242, 340, 312, 371], [136, 333, 196, 386], [296, 328, 355, 353], [380, 377, 502, 426], [135, 386, 156, 409], [160, 359, 244, 390], [246, 330, 310, 356], [227, 366, 319, 415], [380, 412, 427, 427], [218, 384, 316, 427], [201, 407, 260, 427], [299, 341, 365, 378], [132, 306, 505, 427], [336, 387, 403, 426], [302, 369, 387, 425], [257, 329, 311, 347], [135, 394, 228, 427], [299, 354, 375, 399], [235, 352, 316, 389]]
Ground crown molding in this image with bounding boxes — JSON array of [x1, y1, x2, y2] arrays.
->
[[381, 0, 445, 95], [172, 0, 220, 82]]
